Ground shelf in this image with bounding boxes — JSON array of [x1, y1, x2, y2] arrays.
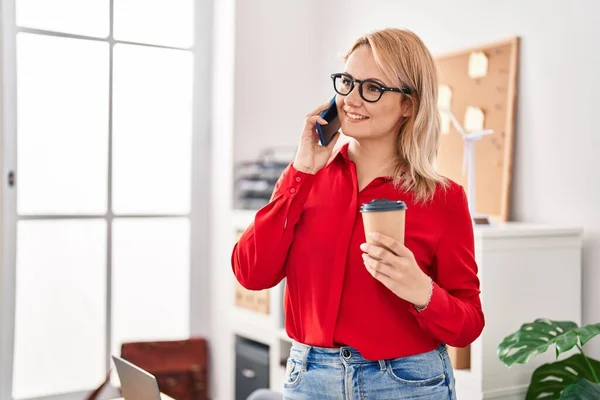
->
[[474, 222, 582, 239], [230, 306, 276, 347]]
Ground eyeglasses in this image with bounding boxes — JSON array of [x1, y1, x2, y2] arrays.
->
[[331, 72, 413, 103]]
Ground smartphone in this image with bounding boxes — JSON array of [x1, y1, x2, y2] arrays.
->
[[315, 96, 341, 146]]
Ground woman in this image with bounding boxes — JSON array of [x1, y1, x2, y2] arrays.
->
[[232, 28, 484, 400]]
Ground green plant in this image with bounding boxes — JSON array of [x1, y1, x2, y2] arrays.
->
[[497, 319, 600, 399]]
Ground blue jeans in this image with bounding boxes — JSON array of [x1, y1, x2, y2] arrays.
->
[[283, 342, 456, 400]]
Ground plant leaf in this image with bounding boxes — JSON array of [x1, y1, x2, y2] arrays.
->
[[555, 324, 600, 358], [498, 319, 578, 367], [560, 379, 600, 400], [525, 354, 600, 400], [576, 323, 600, 347], [555, 330, 579, 357]]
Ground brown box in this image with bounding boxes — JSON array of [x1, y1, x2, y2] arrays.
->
[[233, 229, 271, 315], [447, 345, 471, 370], [235, 281, 270, 315]]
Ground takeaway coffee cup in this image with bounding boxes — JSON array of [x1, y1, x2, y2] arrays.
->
[[360, 199, 407, 245]]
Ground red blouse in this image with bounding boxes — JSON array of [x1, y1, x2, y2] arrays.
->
[[232, 143, 484, 360]]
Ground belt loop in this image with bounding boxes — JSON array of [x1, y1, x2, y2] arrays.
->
[[378, 360, 386, 371], [301, 344, 310, 371]]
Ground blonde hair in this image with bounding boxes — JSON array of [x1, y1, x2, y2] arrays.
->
[[343, 28, 447, 202]]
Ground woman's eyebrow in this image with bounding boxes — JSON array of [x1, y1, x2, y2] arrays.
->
[[370, 78, 387, 85], [364, 77, 389, 86], [345, 72, 388, 86]]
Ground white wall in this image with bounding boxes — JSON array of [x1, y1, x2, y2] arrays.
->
[[233, 0, 322, 164], [315, 0, 600, 357]]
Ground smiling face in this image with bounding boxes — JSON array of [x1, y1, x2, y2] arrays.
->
[[336, 45, 411, 142], [334, 28, 444, 202]]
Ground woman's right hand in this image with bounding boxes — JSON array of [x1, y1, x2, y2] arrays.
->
[[292, 102, 341, 174]]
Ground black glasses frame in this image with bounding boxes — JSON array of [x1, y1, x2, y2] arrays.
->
[[331, 72, 413, 103]]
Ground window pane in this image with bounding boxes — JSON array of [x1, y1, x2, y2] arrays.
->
[[17, 33, 109, 215], [112, 44, 192, 215], [114, 0, 194, 48], [16, 0, 109, 38], [13, 220, 107, 399], [112, 218, 190, 358]]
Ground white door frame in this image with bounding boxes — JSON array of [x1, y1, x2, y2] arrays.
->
[[0, 0, 19, 397]]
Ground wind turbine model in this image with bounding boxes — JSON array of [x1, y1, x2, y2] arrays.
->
[[440, 109, 493, 224]]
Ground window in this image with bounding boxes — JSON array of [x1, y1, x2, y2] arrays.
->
[[0, 0, 205, 398]]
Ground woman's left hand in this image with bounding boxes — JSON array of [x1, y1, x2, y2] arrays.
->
[[360, 232, 432, 309]]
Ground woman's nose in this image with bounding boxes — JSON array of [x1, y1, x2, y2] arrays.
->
[[344, 84, 362, 107]]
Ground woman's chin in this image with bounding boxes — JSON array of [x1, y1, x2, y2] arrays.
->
[[339, 127, 368, 140], [340, 125, 397, 142], [341, 130, 376, 141]]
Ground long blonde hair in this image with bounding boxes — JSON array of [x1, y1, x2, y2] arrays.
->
[[343, 28, 447, 202]]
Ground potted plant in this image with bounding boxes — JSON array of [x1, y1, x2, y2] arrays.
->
[[497, 319, 600, 399]]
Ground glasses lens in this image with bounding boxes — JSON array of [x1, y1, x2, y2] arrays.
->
[[334, 74, 352, 95], [361, 81, 383, 102]]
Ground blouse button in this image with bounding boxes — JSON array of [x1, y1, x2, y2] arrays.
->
[[290, 188, 296, 194], [295, 177, 301, 182]]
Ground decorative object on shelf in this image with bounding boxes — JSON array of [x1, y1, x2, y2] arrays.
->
[[447, 345, 470, 370], [234, 147, 295, 210], [235, 281, 270, 315], [498, 318, 600, 399], [234, 229, 270, 315], [435, 37, 519, 222], [439, 108, 493, 224]]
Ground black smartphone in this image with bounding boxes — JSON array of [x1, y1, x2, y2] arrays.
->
[[315, 96, 341, 146]]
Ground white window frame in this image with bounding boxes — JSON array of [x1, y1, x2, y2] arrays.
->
[[0, 0, 213, 398]]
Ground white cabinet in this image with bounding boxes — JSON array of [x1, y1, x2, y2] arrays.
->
[[458, 224, 583, 399], [230, 211, 583, 399]]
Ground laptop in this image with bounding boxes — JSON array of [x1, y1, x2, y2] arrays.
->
[[112, 355, 173, 400]]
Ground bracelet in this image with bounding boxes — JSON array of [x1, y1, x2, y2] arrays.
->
[[414, 277, 434, 313]]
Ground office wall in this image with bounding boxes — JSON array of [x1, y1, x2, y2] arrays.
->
[[318, 0, 600, 358]]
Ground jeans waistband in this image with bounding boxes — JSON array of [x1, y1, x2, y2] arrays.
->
[[290, 340, 447, 366]]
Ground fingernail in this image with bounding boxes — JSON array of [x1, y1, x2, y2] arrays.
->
[[360, 243, 367, 251]]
